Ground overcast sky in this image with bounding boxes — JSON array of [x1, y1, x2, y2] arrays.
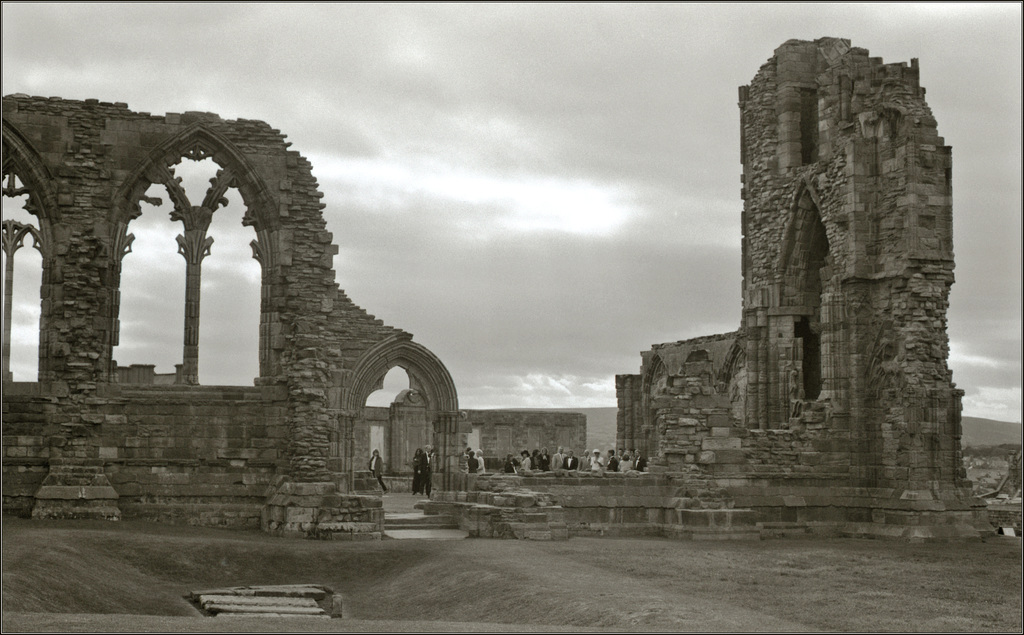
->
[[2, 3, 1021, 422]]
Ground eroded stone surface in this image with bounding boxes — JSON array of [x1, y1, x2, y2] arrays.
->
[[616, 38, 988, 538]]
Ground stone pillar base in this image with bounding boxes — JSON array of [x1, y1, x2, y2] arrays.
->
[[261, 476, 383, 540], [351, 469, 382, 494], [32, 460, 121, 521]]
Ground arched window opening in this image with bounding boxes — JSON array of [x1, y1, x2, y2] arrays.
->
[[114, 183, 186, 382], [113, 157, 260, 386], [365, 366, 410, 407], [797, 200, 830, 402], [178, 159, 260, 386], [2, 177, 42, 381]]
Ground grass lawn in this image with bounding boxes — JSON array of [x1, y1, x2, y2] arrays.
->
[[2, 517, 1021, 632]]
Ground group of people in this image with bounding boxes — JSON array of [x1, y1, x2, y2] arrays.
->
[[462, 447, 487, 473], [497, 447, 648, 474], [367, 446, 437, 496], [365, 445, 650, 497]]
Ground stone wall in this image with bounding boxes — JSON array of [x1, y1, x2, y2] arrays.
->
[[344, 407, 586, 475], [2, 94, 461, 531], [3, 382, 288, 526], [462, 409, 586, 467], [439, 472, 759, 539]]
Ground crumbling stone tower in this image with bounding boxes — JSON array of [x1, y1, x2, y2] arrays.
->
[[739, 38, 964, 491], [618, 38, 986, 537]]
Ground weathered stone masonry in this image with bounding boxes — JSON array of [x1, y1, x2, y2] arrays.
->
[[1, 94, 460, 536], [613, 38, 989, 538]]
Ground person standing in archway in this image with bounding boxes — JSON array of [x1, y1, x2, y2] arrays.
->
[[423, 445, 436, 498], [412, 448, 426, 495], [369, 449, 388, 494]]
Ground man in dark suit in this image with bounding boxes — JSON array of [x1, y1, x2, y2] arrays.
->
[[368, 449, 387, 493], [633, 448, 648, 472], [424, 445, 435, 497], [562, 449, 579, 471], [606, 449, 619, 473]]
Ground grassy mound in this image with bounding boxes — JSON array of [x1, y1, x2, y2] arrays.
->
[[3, 517, 1021, 631]]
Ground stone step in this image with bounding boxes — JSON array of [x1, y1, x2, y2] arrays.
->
[[384, 512, 458, 529], [188, 584, 338, 618], [205, 603, 326, 616], [197, 595, 319, 608], [384, 528, 469, 540]]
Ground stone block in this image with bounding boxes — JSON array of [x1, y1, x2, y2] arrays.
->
[[702, 437, 742, 451]]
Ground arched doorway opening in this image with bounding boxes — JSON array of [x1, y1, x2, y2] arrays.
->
[[341, 335, 460, 490], [363, 366, 432, 475]]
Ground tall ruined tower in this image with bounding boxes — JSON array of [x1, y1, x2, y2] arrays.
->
[[617, 38, 986, 537], [738, 38, 963, 493]]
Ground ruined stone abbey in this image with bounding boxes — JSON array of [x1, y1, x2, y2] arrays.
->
[[2, 38, 991, 539]]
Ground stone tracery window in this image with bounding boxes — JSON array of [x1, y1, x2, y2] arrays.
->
[[113, 156, 260, 385], [1, 170, 44, 381]]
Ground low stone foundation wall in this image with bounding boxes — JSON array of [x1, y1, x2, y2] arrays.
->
[[428, 489, 567, 540], [723, 476, 992, 539], [456, 472, 759, 539], [3, 383, 289, 528], [442, 471, 991, 540], [262, 477, 384, 540], [986, 502, 1022, 533]]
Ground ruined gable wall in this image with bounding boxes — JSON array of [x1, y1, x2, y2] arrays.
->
[[737, 39, 964, 492], [3, 95, 442, 524]]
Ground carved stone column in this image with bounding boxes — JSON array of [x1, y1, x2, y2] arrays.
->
[[174, 212, 213, 385], [164, 167, 233, 385], [108, 222, 134, 382]]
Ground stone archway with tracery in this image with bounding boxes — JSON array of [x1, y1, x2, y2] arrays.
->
[[2, 120, 58, 382], [109, 124, 278, 385], [3, 95, 460, 532]]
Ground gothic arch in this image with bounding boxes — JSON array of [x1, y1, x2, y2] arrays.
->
[[2, 119, 59, 227], [778, 178, 824, 276], [2, 119, 59, 381], [778, 180, 835, 402], [108, 123, 280, 384], [109, 123, 278, 231], [640, 351, 667, 428], [343, 334, 458, 415]]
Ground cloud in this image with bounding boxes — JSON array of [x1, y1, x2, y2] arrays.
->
[[2, 4, 1020, 421], [962, 387, 1023, 424], [313, 154, 635, 237], [458, 372, 619, 409]]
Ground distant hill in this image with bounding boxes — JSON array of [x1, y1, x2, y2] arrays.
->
[[528, 409, 1020, 451], [961, 416, 1022, 447]]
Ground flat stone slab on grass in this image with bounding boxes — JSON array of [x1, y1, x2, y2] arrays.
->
[[384, 529, 469, 540], [188, 585, 338, 618]]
